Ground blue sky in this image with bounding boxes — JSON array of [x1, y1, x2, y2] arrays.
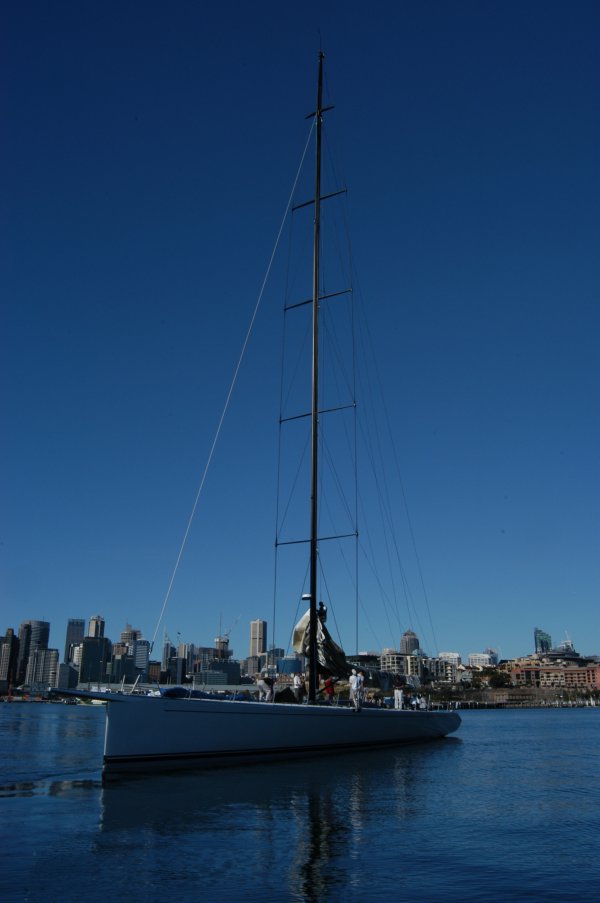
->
[[2, 1, 599, 663]]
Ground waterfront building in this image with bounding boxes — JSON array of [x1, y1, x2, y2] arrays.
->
[[534, 627, 552, 655], [174, 643, 196, 673], [147, 660, 161, 682], [423, 657, 455, 682], [192, 647, 218, 671], [211, 659, 242, 683], [439, 651, 461, 666], [162, 637, 175, 671], [214, 636, 231, 661], [249, 619, 267, 658], [468, 652, 494, 668], [423, 653, 460, 683], [440, 658, 458, 683], [265, 647, 285, 668], [511, 659, 600, 690], [404, 654, 424, 683], [133, 639, 150, 676], [0, 628, 20, 692], [196, 669, 227, 685], [109, 653, 137, 683], [16, 622, 32, 684], [277, 654, 305, 675], [380, 649, 404, 674], [243, 655, 262, 676], [72, 643, 83, 669], [173, 656, 186, 684], [79, 636, 112, 683], [548, 638, 579, 660], [16, 620, 50, 685], [25, 647, 59, 688], [63, 619, 85, 663], [400, 630, 420, 655], [484, 647, 499, 666], [87, 615, 105, 638], [57, 662, 79, 689], [120, 623, 141, 645]]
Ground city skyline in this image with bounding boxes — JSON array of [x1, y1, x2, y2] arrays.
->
[[3, 3, 599, 662], [3, 610, 597, 698], [2, 612, 595, 667]]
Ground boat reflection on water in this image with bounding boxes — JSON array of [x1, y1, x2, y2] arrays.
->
[[99, 740, 461, 898]]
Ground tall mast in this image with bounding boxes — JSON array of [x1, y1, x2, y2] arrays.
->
[[308, 51, 324, 704]]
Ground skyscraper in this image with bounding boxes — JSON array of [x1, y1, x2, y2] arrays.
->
[[249, 619, 267, 658], [16, 620, 50, 685], [79, 636, 111, 682], [87, 615, 105, 638], [25, 648, 59, 688], [133, 639, 150, 676], [64, 618, 85, 663], [162, 636, 174, 671], [400, 630, 420, 655], [534, 627, 552, 654], [0, 628, 19, 692], [120, 623, 142, 645]]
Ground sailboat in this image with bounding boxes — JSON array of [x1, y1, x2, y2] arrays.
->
[[58, 53, 460, 779]]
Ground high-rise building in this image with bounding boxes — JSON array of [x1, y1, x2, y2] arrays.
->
[[534, 627, 552, 655], [147, 661, 161, 682], [380, 649, 405, 673], [249, 619, 267, 658], [16, 622, 32, 685], [483, 647, 499, 666], [72, 644, 83, 669], [64, 619, 85, 663], [439, 651, 461, 666], [0, 628, 20, 692], [25, 648, 59, 688], [16, 620, 50, 685], [87, 615, 105, 638], [162, 637, 174, 671], [214, 636, 231, 661], [193, 647, 216, 672], [79, 636, 112, 683], [265, 646, 285, 668], [133, 640, 150, 674], [120, 623, 141, 645], [57, 662, 79, 690], [468, 652, 493, 668], [400, 630, 420, 655]]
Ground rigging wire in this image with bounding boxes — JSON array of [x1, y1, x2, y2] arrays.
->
[[353, 269, 440, 655], [150, 119, 316, 651], [323, 105, 439, 651], [327, 119, 439, 653]]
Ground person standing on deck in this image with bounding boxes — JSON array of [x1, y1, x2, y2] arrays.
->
[[257, 674, 274, 702], [292, 673, 304, 703], [323, 676, 335, 704], [356, 671, 365, 710], [349, 669, 360, 711]]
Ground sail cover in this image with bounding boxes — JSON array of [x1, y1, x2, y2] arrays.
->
[[291, 610, 350, 678]]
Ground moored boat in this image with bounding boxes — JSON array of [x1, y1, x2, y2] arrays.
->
[[54, 51, 460, 779]]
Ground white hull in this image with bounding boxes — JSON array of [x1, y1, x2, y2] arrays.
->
[[95, 693, 460, 779]]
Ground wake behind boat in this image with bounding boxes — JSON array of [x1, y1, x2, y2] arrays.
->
[[55, 52, 460, 779]]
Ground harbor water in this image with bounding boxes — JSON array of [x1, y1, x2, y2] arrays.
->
[[1, 704, 598, 902]]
